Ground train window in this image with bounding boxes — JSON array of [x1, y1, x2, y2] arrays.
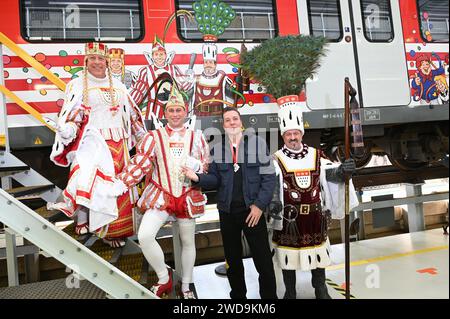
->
[[417, 0, 449, 43], [307, 0, 343, 42], [20, 0, 144, 42], [360, 0, 394, 42], [175, 0, 278, 42]]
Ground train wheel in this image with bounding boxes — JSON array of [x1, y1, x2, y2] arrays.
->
[[387, 155, 428, 171], [336, 142, 373, 168]]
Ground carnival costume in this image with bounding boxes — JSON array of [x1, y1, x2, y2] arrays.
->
[[116, 86, 209, 298], [49, 42, 146, 247], [270, 96, 358, 299]]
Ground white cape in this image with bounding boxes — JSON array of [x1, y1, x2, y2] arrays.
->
[[75, 127, 118, 232], [320, 158, 359, 219]]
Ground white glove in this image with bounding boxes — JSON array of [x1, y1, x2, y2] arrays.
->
[[109, 178, 128, 197], [185, 156, 202, 173], [57, 123, 76, 140], [185, 69, 195, 83]]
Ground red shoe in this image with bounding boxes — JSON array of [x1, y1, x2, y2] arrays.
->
[[180, 290, 196, 299], [150, 272, 173, 297], [75, 223, 89, 235]]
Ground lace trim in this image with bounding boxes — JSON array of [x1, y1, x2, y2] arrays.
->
[[98, 127, 129, 142], [282, 144, 308, 159]]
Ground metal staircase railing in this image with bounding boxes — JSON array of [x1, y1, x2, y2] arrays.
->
[[0, 188, 157, 299]]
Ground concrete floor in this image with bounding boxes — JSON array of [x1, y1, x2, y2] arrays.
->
[[193, 228, 449, 299]]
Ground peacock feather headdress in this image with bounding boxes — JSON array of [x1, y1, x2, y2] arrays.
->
[[193, 0, 236, 42]]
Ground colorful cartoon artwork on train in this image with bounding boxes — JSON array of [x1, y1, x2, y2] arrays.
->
[[128, 35, 186, 119], [108, 48, 136, 89], [410, 52, 448, 105]]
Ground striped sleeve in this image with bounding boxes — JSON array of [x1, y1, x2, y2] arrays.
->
[[117, 132, 156, 187], [129, 67, 149, 106]]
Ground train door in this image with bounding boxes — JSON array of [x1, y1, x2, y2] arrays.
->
[[297, 0, 410, 110]]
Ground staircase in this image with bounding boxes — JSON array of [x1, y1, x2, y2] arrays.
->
[[0, 32, 160, 299], [0, 188, 157, 299]]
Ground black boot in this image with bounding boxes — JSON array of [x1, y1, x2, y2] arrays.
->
[[311, 268, 331, 299], [282, 270, 297, 299]]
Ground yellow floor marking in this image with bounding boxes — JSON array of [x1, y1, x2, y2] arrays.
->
[[327, 245, 449, 271]]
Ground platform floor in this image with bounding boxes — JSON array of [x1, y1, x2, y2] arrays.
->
[[193, 228, 449, 299]]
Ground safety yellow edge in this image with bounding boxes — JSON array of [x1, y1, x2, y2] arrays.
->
[[1, 31, 66, 133], [1, 32, 66, 91]]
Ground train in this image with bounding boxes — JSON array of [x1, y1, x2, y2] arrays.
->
[[0, 0, 448, 173]]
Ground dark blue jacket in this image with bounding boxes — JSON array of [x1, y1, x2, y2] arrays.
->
[[195, 130, 276, 213]]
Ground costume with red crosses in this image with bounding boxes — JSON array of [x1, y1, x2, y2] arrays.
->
[[116, 85, 209, 298], [269, 95, 358, 299], [48, 42, 146, 247]]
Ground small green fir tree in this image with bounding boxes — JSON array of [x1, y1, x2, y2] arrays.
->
[[241, 35, 328, 99]]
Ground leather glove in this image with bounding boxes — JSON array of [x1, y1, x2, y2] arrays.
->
[[341, 158, 356, 175], [268, 201, 283, 220], [326, 158, 356, 183]]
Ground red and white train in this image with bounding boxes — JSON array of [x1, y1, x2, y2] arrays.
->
[[1, 0, 448, 170]]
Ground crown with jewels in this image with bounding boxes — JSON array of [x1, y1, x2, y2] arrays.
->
[[108, 48, 124, 59], [85, 42, 108, 57]]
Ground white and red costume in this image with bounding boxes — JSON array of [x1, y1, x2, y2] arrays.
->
[[129, 38, 188, 119], [117, 125, 209, 217], [116, 85, 209, 296], [49, 61, 146, 239]]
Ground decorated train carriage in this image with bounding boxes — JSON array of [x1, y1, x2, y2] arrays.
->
[[0, 0, 448, 172]]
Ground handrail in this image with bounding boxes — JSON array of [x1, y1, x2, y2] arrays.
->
[[0, 32, 66, 91], [0, 188, 157, 299], [0, 85, 55, 132]]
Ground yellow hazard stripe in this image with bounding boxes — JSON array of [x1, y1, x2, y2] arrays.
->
[[0, 32, 66, 91], [0, 86, 56, 132], [325, 279, 356, 299], [327, 245, 448, 271]]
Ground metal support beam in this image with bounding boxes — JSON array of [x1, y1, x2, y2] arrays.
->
[[350, 191, 448, 211], [24, 238, 40, 283], [5, 228, 19, 286], [355, 191, 366, 240], [405, 184, 426, 232]]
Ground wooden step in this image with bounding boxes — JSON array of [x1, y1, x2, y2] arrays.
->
[[0, 165, 29, 178], [6, 184, 54, 198]]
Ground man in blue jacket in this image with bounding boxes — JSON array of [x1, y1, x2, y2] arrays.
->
[[182, 107, 277, 299]]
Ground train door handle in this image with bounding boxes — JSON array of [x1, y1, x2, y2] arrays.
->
[[345, 35, 352, 43]]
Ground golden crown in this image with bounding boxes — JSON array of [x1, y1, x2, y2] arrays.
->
[[108, 48, 124, 59], [85, 42, 108, 57]]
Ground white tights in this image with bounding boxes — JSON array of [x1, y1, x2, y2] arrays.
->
[[138, 208, 196, 291]]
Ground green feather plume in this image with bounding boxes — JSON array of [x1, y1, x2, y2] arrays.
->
[[193, 0, 236, 37], [240, 35, 328, 99]]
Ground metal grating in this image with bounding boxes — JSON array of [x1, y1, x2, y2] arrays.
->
[[0, 278, 106, 299]]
